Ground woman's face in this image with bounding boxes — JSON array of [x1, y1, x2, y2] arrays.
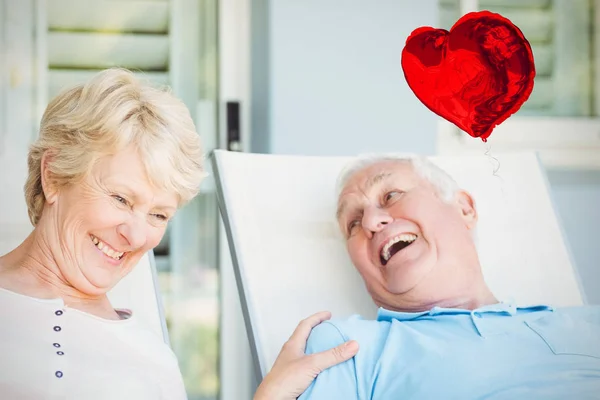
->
[[44, 146, 178, 296]]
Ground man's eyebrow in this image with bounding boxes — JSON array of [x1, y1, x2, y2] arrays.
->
[[336, 171, 392, 219], [365, 171, 392, 191]]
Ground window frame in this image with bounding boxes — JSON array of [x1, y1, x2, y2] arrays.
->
[[436, 0, 600, 169], [0, 0, 4, 154]]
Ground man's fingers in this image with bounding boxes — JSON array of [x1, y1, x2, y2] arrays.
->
[[308, 340, 359, 373], [286, 311, 332, 351]]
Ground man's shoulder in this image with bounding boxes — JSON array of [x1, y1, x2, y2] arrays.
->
[[302, 316, 393, 400], [306, 315, 391, 355], [316, 314, 392, 338]]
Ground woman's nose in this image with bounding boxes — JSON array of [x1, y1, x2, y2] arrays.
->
[[117, 215, 148, 249]]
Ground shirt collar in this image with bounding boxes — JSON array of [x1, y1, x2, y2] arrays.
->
[[377, 300, 553, 322]]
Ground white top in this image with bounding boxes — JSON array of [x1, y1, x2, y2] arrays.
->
[[0, 287, 187, 400]]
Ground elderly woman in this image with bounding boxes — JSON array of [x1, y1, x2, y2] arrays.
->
[[0, 69, 357, 399]]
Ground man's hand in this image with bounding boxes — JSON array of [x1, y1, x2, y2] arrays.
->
[[253, 311, 359, 400]]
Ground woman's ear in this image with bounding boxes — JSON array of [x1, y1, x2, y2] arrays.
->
[[41, 151, 59, 204], [456, 190, 478, 229]]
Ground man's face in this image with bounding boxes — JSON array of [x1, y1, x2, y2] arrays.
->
[[336, 161, 478, 310]]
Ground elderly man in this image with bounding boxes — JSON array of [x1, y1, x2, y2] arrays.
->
[[299, 155, 600, 400]]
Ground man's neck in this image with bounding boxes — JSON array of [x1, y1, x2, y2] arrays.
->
[[382, 262, 499, 313], [424, 289, 498, 311]]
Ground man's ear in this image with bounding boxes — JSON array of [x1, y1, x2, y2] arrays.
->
[[41, 151, 59, 204], [455, 190, 478, 229]]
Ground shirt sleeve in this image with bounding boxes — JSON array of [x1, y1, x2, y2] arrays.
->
[[298, 321, 359, 400]]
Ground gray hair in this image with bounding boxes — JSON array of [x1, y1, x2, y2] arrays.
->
[[334, 153, 479, 246], [335, 153, 460, 202]]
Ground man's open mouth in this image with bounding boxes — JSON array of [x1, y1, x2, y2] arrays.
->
[[380, 234, 417, 265]]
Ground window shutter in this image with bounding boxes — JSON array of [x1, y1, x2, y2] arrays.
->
[[38, 0, 171, 105], [438, 0, 592, 117]]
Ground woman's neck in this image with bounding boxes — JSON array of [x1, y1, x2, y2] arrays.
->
[[0, 230, 121, 320]]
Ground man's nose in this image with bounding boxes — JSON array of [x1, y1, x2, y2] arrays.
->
[[362, 205, 393, 236], [117, 214, 148, 250]]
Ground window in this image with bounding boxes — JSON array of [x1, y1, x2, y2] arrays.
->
[[436, 0, 600, 169], [0, 0, 38, 255], [2, 0, 223, 397], [36, 1, 221, 398]]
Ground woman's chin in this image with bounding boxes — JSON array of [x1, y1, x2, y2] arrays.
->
[[79, 265, 118, 291], [79, 247, 144, 293], [78, 255, 124, 292]]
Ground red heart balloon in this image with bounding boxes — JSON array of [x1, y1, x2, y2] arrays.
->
[[401, 11, 535, 141]]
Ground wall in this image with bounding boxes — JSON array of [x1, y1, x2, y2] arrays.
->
[[255, 0, 438, 156], [548, 171, 600, 304]]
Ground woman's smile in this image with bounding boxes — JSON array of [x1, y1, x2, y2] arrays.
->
[[90, 234, 126, 266]]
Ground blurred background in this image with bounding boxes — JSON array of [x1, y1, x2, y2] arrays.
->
[[0, 0, 599, 399]]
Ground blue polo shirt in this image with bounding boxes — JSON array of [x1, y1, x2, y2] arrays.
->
[[299, 302, 600, 399]]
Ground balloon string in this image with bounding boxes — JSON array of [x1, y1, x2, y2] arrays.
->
[[484, 141, 508, 201], [484, 141, 500, 177]]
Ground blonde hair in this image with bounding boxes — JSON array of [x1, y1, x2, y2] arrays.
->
[[25, 68, 206, 225]]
